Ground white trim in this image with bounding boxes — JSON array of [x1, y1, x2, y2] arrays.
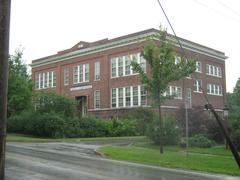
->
[[31, 30, 226, 68], [88, 105, 179, 112]]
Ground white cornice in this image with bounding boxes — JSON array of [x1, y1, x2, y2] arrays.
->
[[31, 30, 227, 68]]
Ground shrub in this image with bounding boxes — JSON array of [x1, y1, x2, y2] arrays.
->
[[33, 92, 76, 117], [189, 134, 214, 148], [146, 116, 181, 145], [111, 118, 138, 136], [229, 114, 240, 151], [124, 107, 154, 135]]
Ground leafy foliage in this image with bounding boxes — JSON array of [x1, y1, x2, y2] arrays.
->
[[33, 92, 77, 117], [189, 134, 214, 148], [131, 28, 195, 152], [8, 49, 32, 117], [146, 116, 181, 145]]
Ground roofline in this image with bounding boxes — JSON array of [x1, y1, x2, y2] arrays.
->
[[31, 29, 227, 68]]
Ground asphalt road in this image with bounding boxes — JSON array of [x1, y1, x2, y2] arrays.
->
[[6, 142, 240, 180]]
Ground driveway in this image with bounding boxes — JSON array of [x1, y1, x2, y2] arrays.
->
[[6, 142, 240, 180]]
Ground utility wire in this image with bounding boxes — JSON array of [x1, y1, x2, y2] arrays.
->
[[214, 0, 240, 18], [193, 0, 240, 24]]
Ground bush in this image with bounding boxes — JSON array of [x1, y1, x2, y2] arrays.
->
[[8, 111, 141, 138], [124, 107, 154, 135], [34, 92, 76, 117], [189, 134, 214, 148], [111, 118, 138, 136], [230, 114, 240, 151], [146, 116, 181, 145]]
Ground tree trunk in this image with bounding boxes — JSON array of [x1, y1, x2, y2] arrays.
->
[[158, 94, 163, 154]]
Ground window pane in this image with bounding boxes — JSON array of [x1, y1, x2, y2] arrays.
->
[[125, 56, 131, 75], [125, 87, 131, 107], [111, 58, 117, 77], [118, 57, 123, 77], [118, 88, 124, 107], [64, 67, 69, 85], [85, 64, 89, 81], [111, 89, 116, 108], [94, 61, 100, 80], [133, 86, 138, 106], [52, 71, 56, 87]]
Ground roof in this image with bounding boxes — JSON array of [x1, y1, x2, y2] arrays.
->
[[31, 28, 227, 68]]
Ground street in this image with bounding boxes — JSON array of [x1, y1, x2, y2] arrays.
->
[[6, 142, 240, 180]]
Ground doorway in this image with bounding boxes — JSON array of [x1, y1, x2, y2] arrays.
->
[[76, 96, 87, 117]]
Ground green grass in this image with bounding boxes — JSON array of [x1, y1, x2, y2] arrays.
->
[[98, 143, 240, 176], [7, 133, 147, 143]]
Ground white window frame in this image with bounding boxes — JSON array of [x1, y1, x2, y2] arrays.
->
[[73, 64, 89, 84], [35, 71, 56, 90], [63, 66, 69, 86], [207, 84, 223, 96], [94, 90, 100, 109], [94, 61, 100, 81], [195, 61, 202, 73], [206, 64, 222, 77], [110, 53, 146, 78], [193, 79, 202, 93]]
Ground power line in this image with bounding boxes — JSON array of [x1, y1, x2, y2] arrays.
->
[[192, 0, 240, 24], [214, 0, 240, 18]]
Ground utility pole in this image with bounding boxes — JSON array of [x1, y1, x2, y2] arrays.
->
[[0, 0, 11, 179]]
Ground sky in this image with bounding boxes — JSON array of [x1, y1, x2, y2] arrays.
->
[[9, 0, 240, 92]]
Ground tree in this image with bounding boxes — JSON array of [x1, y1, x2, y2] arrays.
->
[[131, 28, 195, 153], [8, 49, 32, 117]]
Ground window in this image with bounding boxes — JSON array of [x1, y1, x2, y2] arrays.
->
[[140, 55, 146, 72], [73, 66, 78, 84], [53, 71, 56, 87], [111, 89, 117, 108], [125, 55, 131, 75], [118, 57, 124, 77], [85, 64, 89, 81], [140, 85, 147, 106], [111, 58, 117, 77], [63, 67, 69, 85], [35, 74, 39, 89], [196, 61, 202, 72], [133, 86, 139, 106], [167, 86, 182, 99], [110, 53, 146, 77], [94, 90, 100, 109], [175, 56, 181, 64], [207, 84, 223, 95], [111, 85, 147, 108], [193, 79, 202, 92], [94, 61, 100, 80], [35, 71, 56, 90], [73, 64, 89, 84], [118, 88, 124, 107], [125, 87, 131, 107], [206, 64, 222, 77]]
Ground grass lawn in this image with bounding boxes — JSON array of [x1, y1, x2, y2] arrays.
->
[[7, 133, 147, 143], [98, 143, 240, 176]]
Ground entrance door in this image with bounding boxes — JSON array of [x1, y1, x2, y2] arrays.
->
[[76, 96, 87, 117]]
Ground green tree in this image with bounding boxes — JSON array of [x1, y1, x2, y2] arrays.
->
[[131, 28, 195, 153], [8, 49, 32, 117], [33, 92, 77, 117]]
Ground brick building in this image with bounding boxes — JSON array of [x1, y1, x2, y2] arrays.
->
[[31, 29, 227, 118]]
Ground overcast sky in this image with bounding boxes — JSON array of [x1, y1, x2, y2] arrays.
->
[[9, 0, 240, 92]]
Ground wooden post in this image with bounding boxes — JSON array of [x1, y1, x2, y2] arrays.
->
[[0, 0, 11, 179]]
